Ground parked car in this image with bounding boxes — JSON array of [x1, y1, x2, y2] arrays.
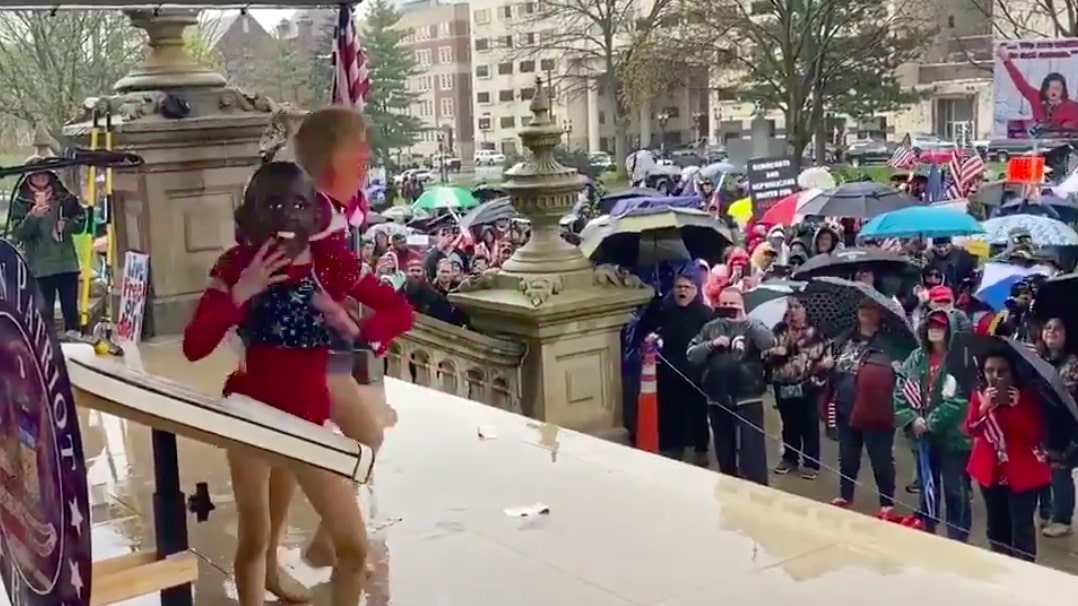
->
[[973, 139, 1037, 162], [909, 133, 954, 152], [474, 150, 506, 166], [844, 140, 894, 166], [588, 151, 615, 172], [432, 154, 462, 172]]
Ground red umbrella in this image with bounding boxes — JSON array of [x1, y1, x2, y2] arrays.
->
[[759, 188, 822, 226]]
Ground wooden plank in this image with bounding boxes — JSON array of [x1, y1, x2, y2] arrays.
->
[[91, 550, 199, 606], [91, 550, 155, 577]]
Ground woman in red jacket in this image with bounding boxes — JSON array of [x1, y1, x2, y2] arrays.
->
[[998, 45, 1078, 133], [965, 349, 1050, 562]]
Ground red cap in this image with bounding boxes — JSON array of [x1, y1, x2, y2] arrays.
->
[[928, 285, 953, 303]]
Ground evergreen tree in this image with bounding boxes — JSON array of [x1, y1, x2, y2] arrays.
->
[[362, 0, 425, 165]]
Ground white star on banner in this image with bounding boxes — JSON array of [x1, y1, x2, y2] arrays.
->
[[69, 559, 83, 598], [68, 500, 84, 537]]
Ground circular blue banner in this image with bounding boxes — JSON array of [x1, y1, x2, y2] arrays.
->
[[0, 240, 91, 606]]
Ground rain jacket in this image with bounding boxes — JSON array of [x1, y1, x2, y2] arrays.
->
[[810, 224, 841, 256], [7, 167, 85, 278], [686, 316, 776, 403], [893, 310, 971, 452]]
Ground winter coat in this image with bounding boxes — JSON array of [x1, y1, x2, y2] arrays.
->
[[893, 310, 971, 452], [7, 169, 85, 278]]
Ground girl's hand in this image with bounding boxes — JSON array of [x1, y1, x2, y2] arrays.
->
[[231, 241, 290, 305], [979, 387, 998, 414], [29, 202, 49, 217], [312, 292, 361, 338]]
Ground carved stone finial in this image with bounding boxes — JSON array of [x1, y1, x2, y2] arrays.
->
[[32, 124, 54, 158], [530, 76, 551, 124], [114, 8, 227, 92]]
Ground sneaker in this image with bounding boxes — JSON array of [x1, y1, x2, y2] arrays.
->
[[800, 469, 819, 480], [877, 506, 902, 522], [904, 482, 920, 494], [1042, 523, 1073, 538], [830, 497, 851, 508], [773, 461, 797, 475]]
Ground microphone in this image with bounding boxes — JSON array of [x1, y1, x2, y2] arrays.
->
[[65, 147, 145, 168]]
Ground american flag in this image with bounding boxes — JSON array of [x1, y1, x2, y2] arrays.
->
[[888, 134, 917, 170], [331, 3, 371, 111], [945, 143, 986, 199], [902, 376, 923, 410]]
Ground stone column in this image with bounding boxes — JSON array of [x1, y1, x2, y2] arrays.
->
[[63, 9, 280, 336], [452, 78, 653, 436], [586, 83, 601, 153]]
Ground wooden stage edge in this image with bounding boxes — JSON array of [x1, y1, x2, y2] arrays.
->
[[91, 550, 199, 606]]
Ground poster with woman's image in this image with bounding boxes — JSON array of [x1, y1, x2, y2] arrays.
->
[[993, 38, 1078, 139]]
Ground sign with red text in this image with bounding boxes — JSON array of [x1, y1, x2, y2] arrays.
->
[[994, 38, 1078, 139], [114, 251, 149, 343], [0, 240, 91, 606]]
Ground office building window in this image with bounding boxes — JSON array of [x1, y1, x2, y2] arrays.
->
[[519, 60, 535, 73], [520, 87, 535, 100], [500, 5, 513, 19], [540, 58, 555, 71], [499, 89, 514, 102], [518, 32, 535, 45], [439, 74, 453, 90], [477, 92, 491, 104], [476, 65, 490, 78], [497, 62, 513, 75], [498, 35, 513, 48], [440, 98, 455, 118], [416, 76, 432, 92], [438, 46, 453, 64], [478, 117, 492, 130], [475, 38, 489, 51], [500, 116, 515, 128], [439, 22, 452, 36], [415, 49, 432, 66], [521, 115, 532, 126], [474, 8, 490, 24], [521, 2, 535, 14]]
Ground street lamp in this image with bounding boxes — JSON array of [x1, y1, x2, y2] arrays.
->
[[436, 132, 448, 183], [656, 110, 671, 153]]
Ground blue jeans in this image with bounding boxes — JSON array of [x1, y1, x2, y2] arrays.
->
[[1040, 464, 1076, 525], [915, 444, 972, 542]]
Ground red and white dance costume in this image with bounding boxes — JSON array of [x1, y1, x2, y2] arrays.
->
[[182, 240, 412, 425]]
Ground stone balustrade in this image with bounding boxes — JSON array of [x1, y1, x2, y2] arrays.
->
[[388, 313, 526, 414]]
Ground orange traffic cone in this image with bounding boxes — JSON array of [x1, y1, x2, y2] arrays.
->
[[636, 340, 659, 453]]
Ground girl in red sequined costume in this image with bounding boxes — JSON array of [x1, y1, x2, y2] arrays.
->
[[182, 162, 411, 606]]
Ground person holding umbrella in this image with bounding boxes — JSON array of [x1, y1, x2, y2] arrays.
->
[[963, 341, 1051, 562], [893, 309, 972, 540], [1036, 317, 1078, 539]]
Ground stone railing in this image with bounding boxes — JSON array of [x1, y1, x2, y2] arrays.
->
[[387, 313, 526, 413]]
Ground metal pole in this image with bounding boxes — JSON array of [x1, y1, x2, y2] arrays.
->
[[151, 429, 193, 606]]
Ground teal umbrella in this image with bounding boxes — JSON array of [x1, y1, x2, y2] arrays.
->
[[412, 186, 479, 212]]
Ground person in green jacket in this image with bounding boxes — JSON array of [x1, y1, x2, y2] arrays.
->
[[894, 308, 972, 541], [7, 161, 86, 336]]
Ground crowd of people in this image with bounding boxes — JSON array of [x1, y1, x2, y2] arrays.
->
[[637, 208, 1078, 564]]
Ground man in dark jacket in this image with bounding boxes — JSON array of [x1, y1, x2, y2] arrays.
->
[[687, 287, 776, 485], [925, 237, 977, 287]]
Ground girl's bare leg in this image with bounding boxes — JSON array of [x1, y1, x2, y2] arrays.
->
[[227, 449, 272, 606], [265, 468, 311, 602], [293, 464, 369, 606], [305, 376, 385, 567]]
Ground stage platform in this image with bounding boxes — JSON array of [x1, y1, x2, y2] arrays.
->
[[8, 338, 1078, 605]]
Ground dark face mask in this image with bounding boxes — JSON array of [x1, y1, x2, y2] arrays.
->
[[714, 306, 740, 319]]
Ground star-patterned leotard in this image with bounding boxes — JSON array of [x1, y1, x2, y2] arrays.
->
[[182, 244, 412, 425]]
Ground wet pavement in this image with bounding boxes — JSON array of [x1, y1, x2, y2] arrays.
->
[[18, 338, 1078, 605]]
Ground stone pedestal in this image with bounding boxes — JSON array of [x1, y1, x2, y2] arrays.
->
[[62, 9, 280, 336], [452, 80, 652, 435]]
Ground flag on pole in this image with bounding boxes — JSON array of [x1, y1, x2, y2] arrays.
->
[[331, 3, 371, 111], [888, 133, 916, 170], [946, 143, 986, 199]]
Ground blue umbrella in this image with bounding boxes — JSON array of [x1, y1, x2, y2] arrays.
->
[[859, 206, 984, 239], [974, 261, 1054, 311], [979, 215, 1078, 246]]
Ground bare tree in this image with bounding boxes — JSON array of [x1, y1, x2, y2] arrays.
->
[[505, 0, 678, 169], [969, 0, 1078, 38], [655, 0, 933, 163], [0, 11, 143, 136]]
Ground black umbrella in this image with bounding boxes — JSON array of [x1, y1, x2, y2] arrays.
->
[[945, 333, 1078, 422], [798, 182, 920, 218], [471, 183, 508, 203], [459, 197, 519, 231], [794, 277, 916, 351], [579, 208, 732, 266], [1032, 273, 1078, 327], [791, 247, 913, 281]]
